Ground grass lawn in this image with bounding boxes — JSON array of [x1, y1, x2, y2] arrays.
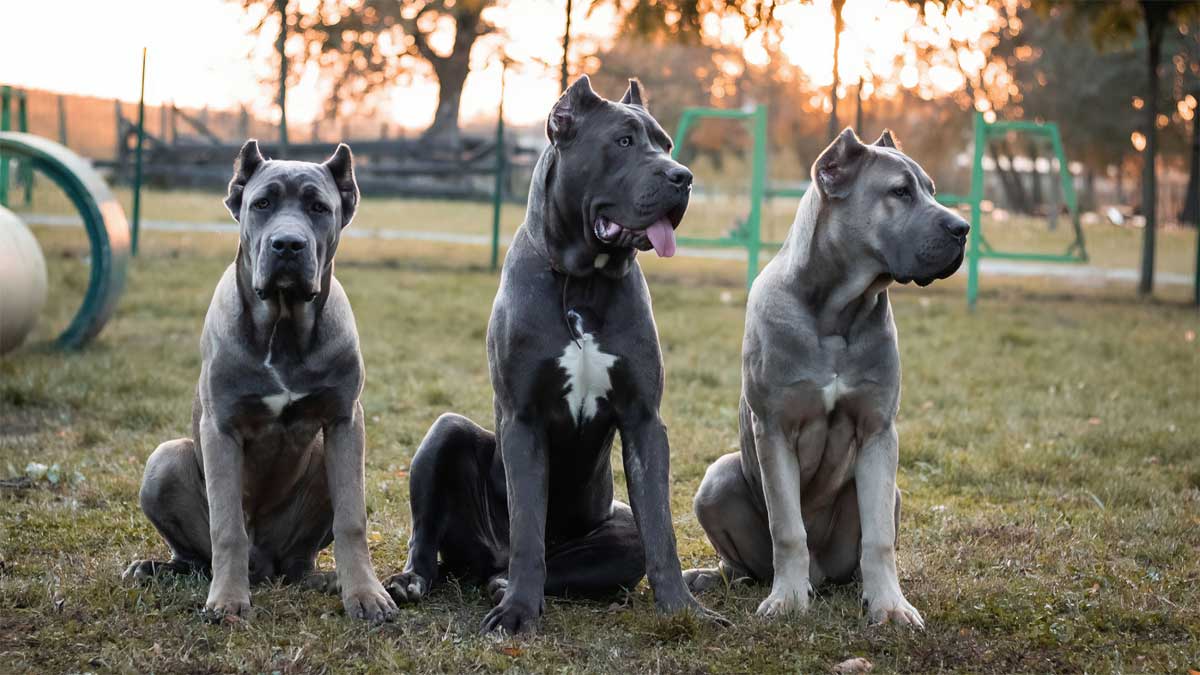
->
[[1, 223, 1198, 673]]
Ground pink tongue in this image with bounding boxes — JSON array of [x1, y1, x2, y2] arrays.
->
[[645, 218, 677, 258]]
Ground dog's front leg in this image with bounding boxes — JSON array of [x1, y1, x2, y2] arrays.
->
[[855, 423, 923, 627], [621, 413, 727, 624], [324, 401, 398, 621], [754, 416, 813, 617], [199, 415, 251, 618], [481, 416, 547, 635]]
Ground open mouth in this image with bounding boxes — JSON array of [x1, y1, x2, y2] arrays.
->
[[593, 214, 679, 258]]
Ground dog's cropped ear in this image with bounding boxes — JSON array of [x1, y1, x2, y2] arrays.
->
[[873, 129, 898, 149], [814, 128, 867, 200], [620, 79, 644, 108], [547, 75, 603, 146], [224, 139, 266, 220], [323, 143, 359, 228]]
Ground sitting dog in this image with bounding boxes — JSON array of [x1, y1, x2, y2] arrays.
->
[[683, 129, 968, 626], [385, 76, 723, 633], [124, 141, 397, 622]]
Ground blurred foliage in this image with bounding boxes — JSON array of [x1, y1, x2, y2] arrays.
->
[[238, 0, 498, 144]]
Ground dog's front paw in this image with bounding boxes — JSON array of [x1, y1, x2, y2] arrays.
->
[[123, 559, 163, 582], [343, 579, 399, 622], [655, 588, 732, 626], [480, 596, 542, 635], [384, 571, 429, 604], [755, 580, 813, 618], [204, 587, 252, 621], [863, 588, 924, 628]]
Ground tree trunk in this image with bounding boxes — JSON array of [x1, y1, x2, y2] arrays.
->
[[424, 62, 468, 148], [1182, 92, 1199, 226], [420, 13, 480, 149], [276, 0, 288, 153], [1083, 167, 1097, 214], [1028, 139, 1044, 215], [1138, 1, 1165, 296], [989, 140, 1031, 214], [855, 78, 863, 136], [560, 0, 573, 93], [828, 0, 845, 141]]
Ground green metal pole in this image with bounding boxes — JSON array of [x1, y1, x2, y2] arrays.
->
[[0, 86, 9, 206], [746, 104, 767, 290], [131, 47, 147, 256], [490, 58, 508, 273], [18, 91, 32, 206], [58, 94, 69, 145], [966, 111, 986, 309]]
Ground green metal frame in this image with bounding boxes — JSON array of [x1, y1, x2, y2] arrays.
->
[[953, 111, 1088, 307], [671, 105, 769, 290], [0, 85, 34, 208], [672, 108, 1087, 301], [0, 132, 131, 349]]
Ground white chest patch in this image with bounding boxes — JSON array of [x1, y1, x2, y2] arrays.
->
[[261, 361, 305, 416], [821, 374, 846, 414], [557, 333, 618, 426], [261, 389, 304, 416]]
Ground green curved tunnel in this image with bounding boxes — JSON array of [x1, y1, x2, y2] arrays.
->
[[0, 131, 130, 349]]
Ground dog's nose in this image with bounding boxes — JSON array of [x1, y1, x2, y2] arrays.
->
[[665, 165, 693, 189], [941, 215, 970, 240], [270, 233, 308, 258]]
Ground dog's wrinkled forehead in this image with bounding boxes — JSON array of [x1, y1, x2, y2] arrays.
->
[[243, 161, 337, 205], [591, 104, 672, 150], [870, 148, 936, 196]]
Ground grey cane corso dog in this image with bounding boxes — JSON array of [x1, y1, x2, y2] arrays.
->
[[683, 129, 968, 626], [384, 76, 724, 634], [123, 141, 398, 622]]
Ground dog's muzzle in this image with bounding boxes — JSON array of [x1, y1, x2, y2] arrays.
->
[[253, 232, 320, 301]]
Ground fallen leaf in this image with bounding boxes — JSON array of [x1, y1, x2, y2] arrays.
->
[[832, 657, 873, 673], [499, 646, 523, 658]]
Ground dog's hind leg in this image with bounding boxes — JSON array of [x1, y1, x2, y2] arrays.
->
[[542, 500, 646, 599], [124, 439, 212, 581], [386, 413, 507, 603], [684, 452, 773, 594]]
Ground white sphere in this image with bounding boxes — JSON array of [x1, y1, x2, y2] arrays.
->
[[0, 206, 48, 355]]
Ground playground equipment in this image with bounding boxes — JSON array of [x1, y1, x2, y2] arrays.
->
[[0, 132, 131, 349], [0, 85, 34, 207], [671, 108, 1088, 305], [670, 105, 808, 290], [0, 206, 47, 354], [938, 112, 1088, 308]]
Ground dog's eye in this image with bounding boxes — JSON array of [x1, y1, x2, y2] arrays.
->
[[311, 202, 330, 214], [252, 198, 270, 210], [617, 136, 633, 148], [890, 186, 911, 200]]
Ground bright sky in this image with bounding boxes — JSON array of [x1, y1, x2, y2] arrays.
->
[[0, 0, 995, 129]]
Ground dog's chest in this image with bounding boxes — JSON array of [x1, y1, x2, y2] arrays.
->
[[260, 360, 307, 416], [556, 332, 619, 426]]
